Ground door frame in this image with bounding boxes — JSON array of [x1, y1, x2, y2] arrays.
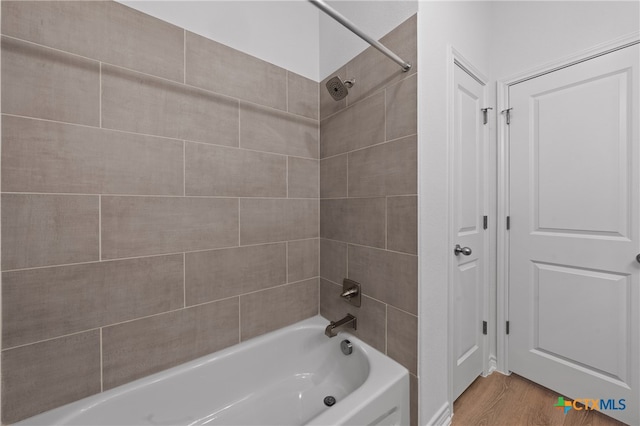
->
[[446, 46, 492, 409], [496, 31, 640, 375]]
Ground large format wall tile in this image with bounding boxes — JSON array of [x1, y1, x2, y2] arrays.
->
[[348, 135, 417, 197], [320, 238, 347, 285], [345, 15, 417, 104], [102, 65, 238, 146], [320, 198, 386, 248], [320, 91, 385, 158], [320, 279, 386, 353], [288, 157, 319, 198], [1, 36, 99, 126], [387, 196, 418, 255], [1, 1, 184, 82], [320, 154, 347, 199], [387, 306, 418, 375], [348, 245, 418, 315], [186, 32, 286, 110], [3, 255, 184, 349], [240, 103, 319, 159], [287, 72, 319, 120], [185, 244, 286, 306], [287, 238, 319, 282], [185, 142, 286, 197], [240, 199, 318, 245], [102, 196, 238, 259], [2, 194, 99, 270], [2, 116, 184, 195], [1, 331, 101, 424], [102, 298, 239, 390], [386, 74, 417, 140], [240, 278, 318, 340]]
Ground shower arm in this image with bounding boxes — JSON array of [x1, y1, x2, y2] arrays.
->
[[308, 0, 412, 73]]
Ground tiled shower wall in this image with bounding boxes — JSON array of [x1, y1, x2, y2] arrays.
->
[[0, 1, 319, 423], [318, 15, 419, 426]]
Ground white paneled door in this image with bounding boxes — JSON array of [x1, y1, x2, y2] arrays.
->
[[508, 44, 639, 425], [452, 63, 487, 401]]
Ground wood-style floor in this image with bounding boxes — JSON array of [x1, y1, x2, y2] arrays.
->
[[452, 373, 627, 426]]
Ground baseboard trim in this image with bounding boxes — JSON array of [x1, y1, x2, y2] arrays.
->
[[425, 402, 451, 426]]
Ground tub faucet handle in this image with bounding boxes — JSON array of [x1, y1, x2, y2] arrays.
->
[[341, 279, 361, 307]]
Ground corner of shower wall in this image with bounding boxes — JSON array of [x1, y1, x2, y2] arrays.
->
[[318, 14, 419, 426], [0, 1, 319, 422]]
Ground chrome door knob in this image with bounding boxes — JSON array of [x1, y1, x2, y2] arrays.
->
[[636, 253, 640, 264], [454, 245, 472, 256]]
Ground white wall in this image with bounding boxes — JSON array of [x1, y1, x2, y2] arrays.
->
[[490, 1, 640, 80], [119, 0, 321, 81], [319, 1, 418, 79], [417, 2, 493, 423]]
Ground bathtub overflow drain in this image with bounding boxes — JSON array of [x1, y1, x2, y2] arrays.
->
[[324, 396, 336, 407]]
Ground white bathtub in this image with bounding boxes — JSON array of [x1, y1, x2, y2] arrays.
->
[[17, 316, 410, 426]]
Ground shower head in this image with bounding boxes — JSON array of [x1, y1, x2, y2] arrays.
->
[[325, 76, 355, 101]]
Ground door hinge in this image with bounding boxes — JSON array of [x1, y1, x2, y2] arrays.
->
[[501, 108, 513, 125], [482, 321, 488, 335], [506, 321, 510, 335], [506, 216, 511, 230], [483, 215, 488, 230], [481, 107, 493, 125]]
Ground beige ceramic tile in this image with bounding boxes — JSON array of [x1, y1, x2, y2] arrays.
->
[[186, 31, 287, 110], [1, 1, 184, 81], [1, 194, 99, 270], [320, 91, 385, 158], [239, 199, 318, 245], [102, 65, 238, 146], [320, 279, 386, 353], [2, 255, 184, 349], [287, 71, 319, 120], [319, 66, 348, 120], [387, 196, 418, 254], [348, 135, 417, 197], [387, 306, 418, 374], [288, 157, 319, 198], [320, 238, 347, 285], [320, 198, 386, 248], [348, 245, 418, 315], [240, 278, 318, 340], [1, 36, 99, 125], [185, 142, 286, 197], [2, 115, 183, 195], [345, 15, 417, 104], [287, 239, 319, 282], [1, 331, 101, 424], [386, 74, 417, 141], [185, 243, 286, 306], [101, 196, 238, 259], [320, 154, 347, 199], [102, 298, 239, 389], [240, 102, 319, 159]]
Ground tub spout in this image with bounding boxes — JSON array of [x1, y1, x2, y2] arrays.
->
[[325, 314, 357, 338]]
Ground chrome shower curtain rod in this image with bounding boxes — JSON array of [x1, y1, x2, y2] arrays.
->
[[308, 0, 412, 72]]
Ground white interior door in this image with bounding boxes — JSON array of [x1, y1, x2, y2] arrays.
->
[[508, 44, 639, 425], [452, 63, 487, 401]]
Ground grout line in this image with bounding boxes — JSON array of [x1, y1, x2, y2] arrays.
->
[[385, 197, 388, 249], [385, 304, 388, 355], [183, 29, 186, 85], [286, 157, 289, 199], [99, 328, 103, 392], [237, 101, 242, 148], [183, 252, 186, 308], [285, 71, 289, 112], [285, 241, 289, 283], [238, 296, 242, 342], [0, 190, 320, 200], [322, 237, 418, 257], [237, 199, 241, 246], [319, 133, 418, 161], [2, 113, 321, 162], [98, 195, 102, 261], [99, 62, 102, 128], [384, 87, 388, 142], [183, 141, 186, 196], [320, 195, 417, 200]]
